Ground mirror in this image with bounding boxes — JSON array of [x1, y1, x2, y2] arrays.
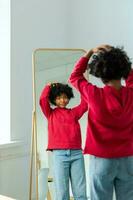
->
[[30, 48, 88, 200]]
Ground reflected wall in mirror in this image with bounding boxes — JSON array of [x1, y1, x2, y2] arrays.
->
[[30, 49, 87, 200]]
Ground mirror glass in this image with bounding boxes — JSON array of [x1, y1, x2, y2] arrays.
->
[[33, 49, 89, 199]]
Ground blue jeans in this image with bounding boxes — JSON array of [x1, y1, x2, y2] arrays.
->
[[89, 155, 133, 200], [52, 149, 87, 200]]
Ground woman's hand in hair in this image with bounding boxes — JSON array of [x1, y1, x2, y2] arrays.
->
[[84, 49, 94, 59], [47, 82, 58, 87], [84, 45, 112, 59], [93, 44, 112, 53]]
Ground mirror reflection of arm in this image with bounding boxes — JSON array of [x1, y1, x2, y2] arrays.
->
[[39, 85, 52, 118], [125, 68, 133, 88], [72, 96, 88, 120]]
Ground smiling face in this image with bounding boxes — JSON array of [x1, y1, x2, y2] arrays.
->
[[55, 93, 69, 108]]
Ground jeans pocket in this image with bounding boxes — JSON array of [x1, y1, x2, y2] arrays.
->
[[126, 156, 133, 175], [93, 156, 114, 176]]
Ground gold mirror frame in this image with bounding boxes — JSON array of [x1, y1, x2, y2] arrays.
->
[[29, 48, 87, 200]]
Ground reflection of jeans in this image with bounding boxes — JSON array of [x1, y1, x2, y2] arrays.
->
[[89, 156, 133, 200], [52, 149, 87, 200]]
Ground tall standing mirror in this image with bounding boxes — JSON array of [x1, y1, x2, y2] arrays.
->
[[30, 48, 88, 200]]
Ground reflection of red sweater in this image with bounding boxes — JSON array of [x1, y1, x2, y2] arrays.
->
[[69, 57, 133, 158], [39, 85, 87, 150]]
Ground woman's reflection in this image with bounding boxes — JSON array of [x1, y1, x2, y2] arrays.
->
[[39, 82, 88, 200]]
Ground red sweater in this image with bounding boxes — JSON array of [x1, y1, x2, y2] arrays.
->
[[39, 85, 88, 150], [69, 57, 133, 158]]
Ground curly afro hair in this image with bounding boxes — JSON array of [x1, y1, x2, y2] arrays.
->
[[49, 83, 74, 105], [88, 46, 132, 83]]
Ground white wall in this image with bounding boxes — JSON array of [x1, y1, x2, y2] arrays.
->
[[67, 0, 133, 55], [0, 0, 132, 199]]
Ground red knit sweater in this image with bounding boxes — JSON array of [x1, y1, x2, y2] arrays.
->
[[39, 85, 87, 150], [69, 57, 133, 158]]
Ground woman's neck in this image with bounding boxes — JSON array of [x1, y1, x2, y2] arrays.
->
[[106, 80, 122, 90]]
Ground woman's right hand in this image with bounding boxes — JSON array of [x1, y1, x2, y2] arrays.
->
[[92, 44, 112, 54], [84, 45, 112, 59]]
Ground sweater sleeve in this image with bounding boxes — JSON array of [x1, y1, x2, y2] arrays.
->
[[72, 95, 88, 120], [125, 69, 133, 88], [39, 85, 52, 118], [69, 57, 96, 103]]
